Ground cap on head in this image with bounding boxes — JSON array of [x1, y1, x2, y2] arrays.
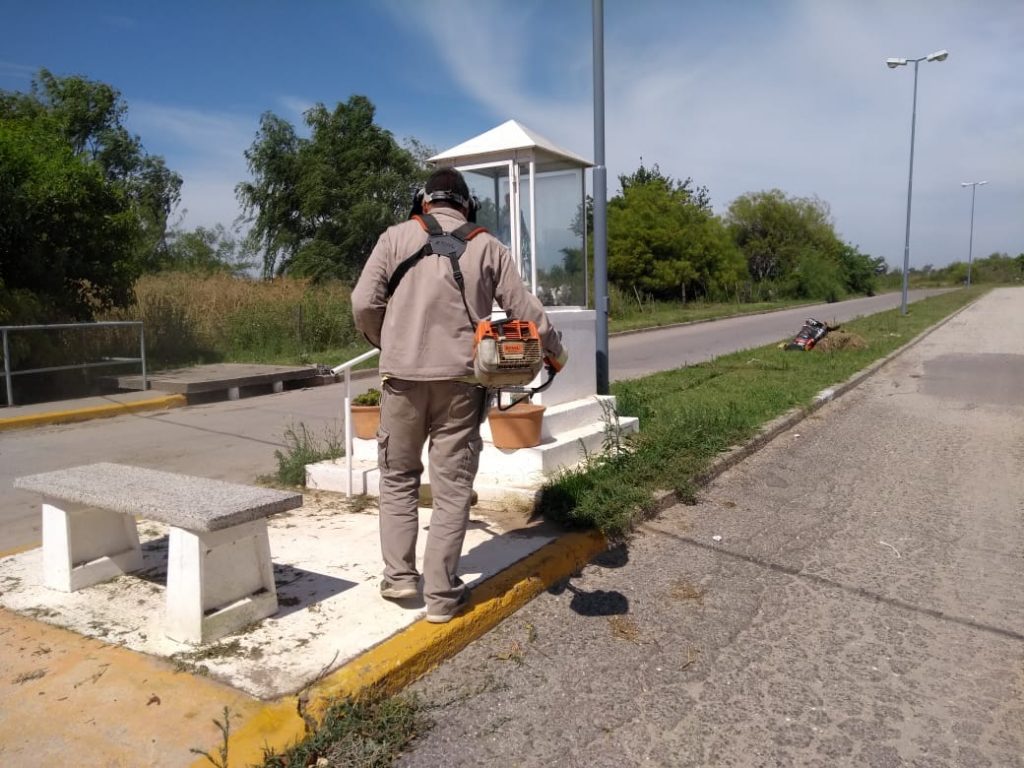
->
[[424, 168, 472, 210]]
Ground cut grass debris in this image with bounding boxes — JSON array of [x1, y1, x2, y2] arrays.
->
[[541, 287, 984, 539], [608, 615, 642, 643], [260, 695, 428, 768]]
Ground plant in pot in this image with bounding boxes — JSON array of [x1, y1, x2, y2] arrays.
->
[[487, 394, 546, 450], [350, 388, 381, 440]]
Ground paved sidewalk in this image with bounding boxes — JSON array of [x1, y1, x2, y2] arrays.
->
[[0, 493, 599, 766]]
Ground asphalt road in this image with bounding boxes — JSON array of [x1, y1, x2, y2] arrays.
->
[[609, 289, 951, 379], [398, 287, 1024, 767], [0, 289, 949, 553]]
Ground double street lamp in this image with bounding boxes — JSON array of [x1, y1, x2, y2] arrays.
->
[[960, 180, 987, 287], [886, 49, 949, 315]]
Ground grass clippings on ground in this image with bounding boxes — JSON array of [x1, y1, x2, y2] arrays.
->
[[669, 580, 705, 604], [608, 615, 641, 643]]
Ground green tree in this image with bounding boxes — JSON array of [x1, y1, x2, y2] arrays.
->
[[618, 163, 712, 211], [607, 165, 745, 300], [0, 70, 182, 318], [0, 115, 138, 319], [162, 224, 252, 275], [237, 95, 425, 281], [724, 189, 877, 300], [835, 243, 878, 296]]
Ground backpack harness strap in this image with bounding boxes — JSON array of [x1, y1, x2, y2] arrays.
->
[[386, 213, 487, 328]]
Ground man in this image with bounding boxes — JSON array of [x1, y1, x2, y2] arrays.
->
[[352, 168, 567, 623]]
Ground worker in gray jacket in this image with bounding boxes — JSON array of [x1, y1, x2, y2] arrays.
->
[[352, 167, 567, 623]]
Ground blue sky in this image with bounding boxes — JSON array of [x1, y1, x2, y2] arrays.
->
[[3, 0, 1022, 270]]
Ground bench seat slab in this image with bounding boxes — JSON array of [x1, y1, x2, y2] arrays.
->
[[42, 500, 144, 592], [165, 519, 278, 644]]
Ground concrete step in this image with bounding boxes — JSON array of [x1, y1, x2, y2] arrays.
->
[[350, 395, 624, 463], [308, 410, 640, 499]]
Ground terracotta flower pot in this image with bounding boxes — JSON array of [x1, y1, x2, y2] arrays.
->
[[350, 405, 380, 440], [488, 402, 546, 449]]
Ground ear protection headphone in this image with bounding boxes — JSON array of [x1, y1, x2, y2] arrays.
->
[[409, 179, 480, 222]]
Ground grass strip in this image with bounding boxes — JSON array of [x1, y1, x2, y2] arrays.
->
[[540, 287, 984, 538], [259, 695, 427, 768], [607, 297, 816, 333]]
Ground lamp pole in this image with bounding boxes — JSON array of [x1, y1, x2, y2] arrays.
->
[[886, 49, 949, 315], [961, 180, 987, 287], [593, 0, 609, 394]]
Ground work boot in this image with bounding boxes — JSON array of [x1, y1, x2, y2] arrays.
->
[[380, 579, 418, 600], [425, 587, 471, 624]]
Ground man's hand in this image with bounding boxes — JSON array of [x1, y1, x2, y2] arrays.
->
[[545, 348, 569, 373]]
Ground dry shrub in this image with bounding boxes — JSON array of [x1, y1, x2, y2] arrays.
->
[[104, 273, 358, 365], [818, 330, 868, 352]]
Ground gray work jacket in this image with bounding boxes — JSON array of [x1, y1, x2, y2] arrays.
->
[[352, 207, 564, 381]]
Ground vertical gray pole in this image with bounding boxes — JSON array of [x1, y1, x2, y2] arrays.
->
[[593, 0, 610, 394], [900, 59, 920, 316], [139, 323, 148, 392], [966, 184, 976, 287], [2, 329, 12, 407]]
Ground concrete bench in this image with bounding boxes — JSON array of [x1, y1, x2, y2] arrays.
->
[[13, 462, 302, 644]]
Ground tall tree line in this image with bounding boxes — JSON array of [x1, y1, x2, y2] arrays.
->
[[8, 70, 1001, 328]]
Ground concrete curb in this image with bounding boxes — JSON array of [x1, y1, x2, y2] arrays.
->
[[0, 394, 187, 432], [206, 530, 607, 767], [0, 369, 380, 432]]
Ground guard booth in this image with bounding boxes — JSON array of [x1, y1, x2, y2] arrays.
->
[[429, 120, 596, 404], [306, 121, 638, 500]]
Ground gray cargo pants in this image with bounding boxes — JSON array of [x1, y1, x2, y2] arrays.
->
[[377, 378, 485, 615]]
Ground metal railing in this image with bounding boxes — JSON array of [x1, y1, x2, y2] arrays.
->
[[2, 321, 146, 407], [332, 349, 380, 497]]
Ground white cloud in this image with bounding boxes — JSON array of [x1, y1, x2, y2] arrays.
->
[[126, 102, 258, 233], [278, 95, 314, 123], [0, 60, 38, 84]]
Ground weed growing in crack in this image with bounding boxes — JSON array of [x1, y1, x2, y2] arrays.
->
[[190, 706, 233, 768]]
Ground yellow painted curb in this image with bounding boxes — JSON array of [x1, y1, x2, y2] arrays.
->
[[213, 529, 607, 767], [0, 542, 39, 559], [0, 394, 186, 431]]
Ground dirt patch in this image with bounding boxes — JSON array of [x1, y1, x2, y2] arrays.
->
[[818, 331, 868, 352]]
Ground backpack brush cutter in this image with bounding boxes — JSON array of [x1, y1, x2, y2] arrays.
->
[[474, 318, 557, 410]]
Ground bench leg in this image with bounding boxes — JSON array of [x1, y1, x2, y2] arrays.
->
[[42, 500, 143, 592], [164, 519, 278, 644], [227, 386, 240, 400], [272, 380, 284, 394]]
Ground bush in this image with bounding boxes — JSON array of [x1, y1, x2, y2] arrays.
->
[[271, 422, 344, 487], [103, 273, 363, 366], [787, 248, 846, 302]]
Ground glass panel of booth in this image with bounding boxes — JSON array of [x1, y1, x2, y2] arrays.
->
[[459, 163, 524, 281], [457, 161, 586, 307], [524, 166, 586, 307]]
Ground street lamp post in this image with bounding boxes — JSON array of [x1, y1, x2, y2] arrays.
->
[[886, 49, 949, 315], [961, 180, 987, 287]]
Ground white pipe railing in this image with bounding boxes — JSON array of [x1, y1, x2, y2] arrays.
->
[[332, 349, 380, 497]]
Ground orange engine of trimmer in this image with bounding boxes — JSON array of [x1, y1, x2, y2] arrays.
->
[[473, 319, 544, 388]]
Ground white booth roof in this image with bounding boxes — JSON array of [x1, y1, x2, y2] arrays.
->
[[430, 119, 593, 172]]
